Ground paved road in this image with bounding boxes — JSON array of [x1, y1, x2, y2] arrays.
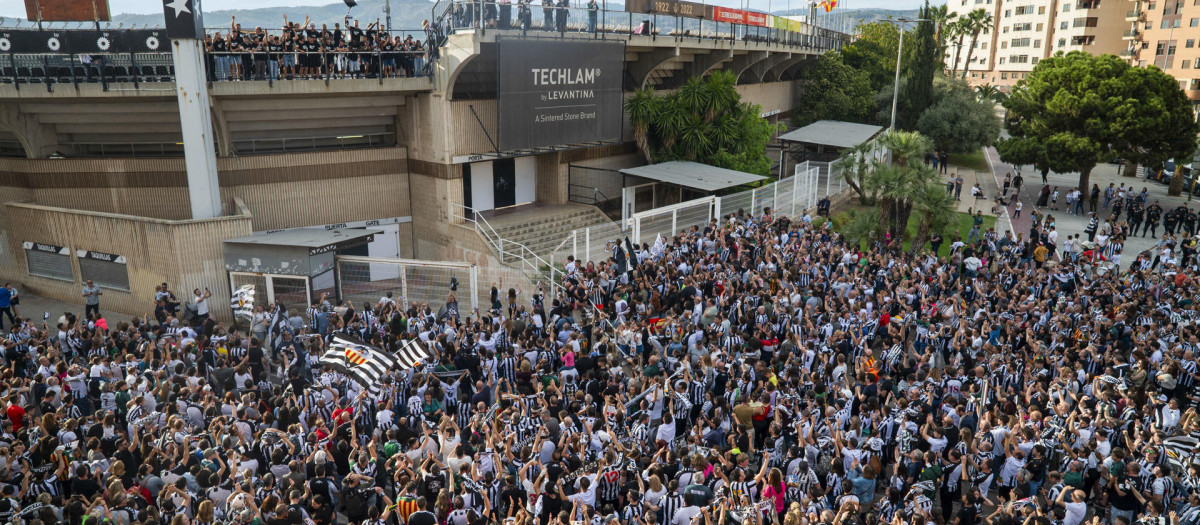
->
[[981, 146, 1198, 261]]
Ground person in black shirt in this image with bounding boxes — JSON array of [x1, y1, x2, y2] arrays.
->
[[408, 497, 438, 525]]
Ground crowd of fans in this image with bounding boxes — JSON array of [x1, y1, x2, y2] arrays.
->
[[2, 201, 1200, 525], [203, 16, 434, 81]]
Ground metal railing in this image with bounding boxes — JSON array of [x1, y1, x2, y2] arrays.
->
[[429, 0, 850, 52], [450, 202, 563, 296]]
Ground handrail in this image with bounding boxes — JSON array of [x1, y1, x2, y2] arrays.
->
[[450, 203, 562, 290]]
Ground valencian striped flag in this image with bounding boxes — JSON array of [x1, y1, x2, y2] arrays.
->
[[320, 333, 425, 397]]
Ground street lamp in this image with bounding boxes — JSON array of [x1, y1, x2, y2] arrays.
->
[[886, 17, 930, 131]]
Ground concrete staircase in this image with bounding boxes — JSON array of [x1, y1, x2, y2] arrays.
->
[[489, 205, 616, 264]]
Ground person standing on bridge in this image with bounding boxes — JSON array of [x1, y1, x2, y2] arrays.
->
[[588, 0, 599, 33], [543, 0, 555, 31]]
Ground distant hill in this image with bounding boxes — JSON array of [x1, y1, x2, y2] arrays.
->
[[772, 7, 920, 30], [115, 0, 445, 33]]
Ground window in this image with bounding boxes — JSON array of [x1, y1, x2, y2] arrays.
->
[[1001, 72, 1008, 79], [1011, 37, 1031, 47], [1063, 3, 1070, 10], [1001, 41, 1008, 49], [77, 250, 130, 291], [1036, 23, 1044, 31], [1004, 9, 1011, 16], [972, 72, 979, 78], [1185, 60, 1192, 69], [1000, 57, 1007, 64], [982, 42, 988, 49], [1191, 17, 1199, 26], [1038, 6, 1046, 13], [1187, 39, 1195, 48], [1162, 19, 1172, 28], [24, 242, 73, 281], [1013, 22, 1032, 30], [1033, 39, 1041, 47], [1032, 57, 1039, 64], [1004, 26, 1010, 33], [1061, 21, 1069, 29], [1058, 38, 1066, 47]]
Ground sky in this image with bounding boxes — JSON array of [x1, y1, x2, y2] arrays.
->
[[0, 0, 942, 19]]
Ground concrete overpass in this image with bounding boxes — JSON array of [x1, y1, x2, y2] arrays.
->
[[0, 22, 845, 317]]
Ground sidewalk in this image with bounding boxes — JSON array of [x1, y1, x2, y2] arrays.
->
[[2, 292, 134, 330], [980, 146, 1194, 260]]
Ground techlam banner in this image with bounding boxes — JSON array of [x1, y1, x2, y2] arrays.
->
[[498, 39, 624, 152]]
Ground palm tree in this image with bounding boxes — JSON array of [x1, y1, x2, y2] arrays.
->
[[928, 4, 957, 54], [625, 87, 659, 163], [960, 8, 993, 80], [1169, 164, 1186, 196], [946, 19, 968, 78], [880, 129, 934, 168], [908, 182, 957, 255], [974, 84, 1007, 105], [835, 141, 876, 203]]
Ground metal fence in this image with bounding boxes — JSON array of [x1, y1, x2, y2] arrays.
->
[[336, 255, 480, 313], [450, 203, 563, 299]]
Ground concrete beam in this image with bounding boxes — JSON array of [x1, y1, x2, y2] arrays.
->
[[0, 102, 62, 159], [748, 53, 791, 84], [209, 95, 233, 157], [659, 49, 734, 89], [765, 55, 807, 83], [723, 51, 769, 82], [626, 46, 681, 90]]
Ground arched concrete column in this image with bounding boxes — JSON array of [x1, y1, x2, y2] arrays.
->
[[746, 53, 790, 84], [723, 51, 769, 82], [625, 46, 680, 90], [658, 49, 733, 90], [0, 103, 60, 159]]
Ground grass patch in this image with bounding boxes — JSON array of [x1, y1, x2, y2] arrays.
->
[[947, 149, 990, 173], [834, 206, 997, 257]]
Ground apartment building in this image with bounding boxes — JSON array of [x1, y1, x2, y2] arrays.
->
[[944, 0, 1126, 87], [1129, 0, 1200, 105]]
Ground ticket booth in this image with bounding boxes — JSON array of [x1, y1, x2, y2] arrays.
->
[[223, 228, 380, 312]]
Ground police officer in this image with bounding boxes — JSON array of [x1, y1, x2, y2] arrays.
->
[[1165, 206, 1180, 236], [1144, 201, 1162, 237], [1127, 201, 1144, 237]]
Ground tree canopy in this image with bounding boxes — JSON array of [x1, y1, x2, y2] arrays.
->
[[999, 52, 1200, 191], [917, 78, 1001, 153], [897, 3, 938, 130], [792, 51, 875, 127], [841, 21, 900, 92], [624, 70, 778, 176]]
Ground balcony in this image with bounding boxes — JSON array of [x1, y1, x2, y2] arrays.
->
[[1126, 10, 1143, 21], [1123, 29, 1139, 39], [1120, 47, 1136, 58]]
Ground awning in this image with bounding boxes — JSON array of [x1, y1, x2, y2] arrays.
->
[[225, 228, 382, 256], [778, 120, 884, 149], [618, 161, 767, 192]]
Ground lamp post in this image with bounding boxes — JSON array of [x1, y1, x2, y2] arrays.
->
[[887, 17, 930, 131]]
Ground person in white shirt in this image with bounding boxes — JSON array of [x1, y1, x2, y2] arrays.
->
[[193, 288, 212, 322], [1055, 487, 1088, 525]]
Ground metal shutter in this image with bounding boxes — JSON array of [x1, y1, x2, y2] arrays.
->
[[78, 251, 130, 291], [25, 249, 73, 281]]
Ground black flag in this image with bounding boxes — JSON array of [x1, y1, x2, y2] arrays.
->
[[624, 237, 638, 270], [163, 0, 204, 39], [344, 0, 358, 7]]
